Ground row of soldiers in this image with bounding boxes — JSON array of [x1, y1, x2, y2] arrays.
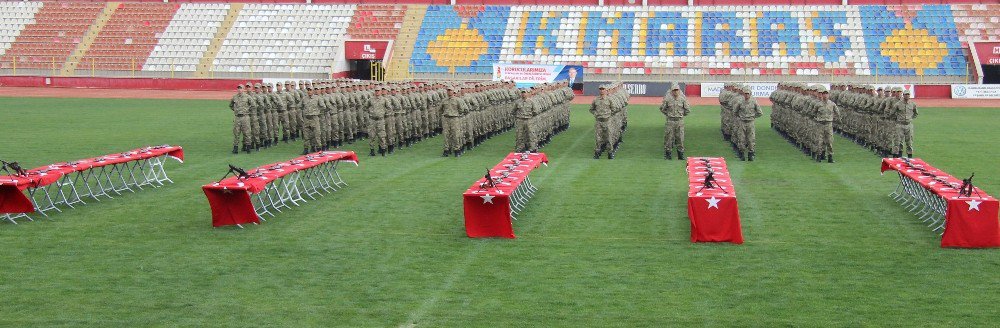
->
[[440, 81, 519, 157], [659, 83, 691, 160], [230, 82, 310, 153], [719, 83, 763, 161], [830, 84, 918, 158], [514, 81, 574, 153], [231, 79, 379, 155], [365, 81, 453, 156], [590, 82, 630, 159], [770, 83, 840, 163]]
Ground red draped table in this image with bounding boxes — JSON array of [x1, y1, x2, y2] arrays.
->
[[203, 151, 359, 228], [881, 158, 1000, 248], [0, 145, 184, 224], [463, 152, 548, 238], [686, 157, 743, 244]]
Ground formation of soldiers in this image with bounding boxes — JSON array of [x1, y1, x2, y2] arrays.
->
[[232, 79, 525, 157], [770, 83, 840, 163], [590, 82, 630, 159], [230, 82, 308, 154], [514, 81, 573, 153], [366, 81, 450, 156], [439, 81, 519, 157], [659, 83, 691, 160], [830, 84, 918, 158], [719, 83, 763, 161]]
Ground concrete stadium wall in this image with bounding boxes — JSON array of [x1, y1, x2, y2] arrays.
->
[[42, 0, 996, 4], [0, 76, 958, 98], [0, 76, 262, 91]]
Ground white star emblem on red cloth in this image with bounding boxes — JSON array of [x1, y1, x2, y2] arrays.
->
[[707, 197, 721, 209], [481, 194, 495, 204], [967, 199, 982, 211]]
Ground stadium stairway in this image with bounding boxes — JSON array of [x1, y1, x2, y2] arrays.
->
[[195, 3, 243, 78], [385, 5, 427, 81], [62, 2, 119, 76]]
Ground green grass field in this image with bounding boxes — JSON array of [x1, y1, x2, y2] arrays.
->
[[0, 96, 998, 326]]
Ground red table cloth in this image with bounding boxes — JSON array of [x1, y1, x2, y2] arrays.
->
[[462, 152, 548, 238], [881, 158, 1000, 248], [0, 145, 184, 213], [686, 157, 743, 244], [203, 151, 359, 227]]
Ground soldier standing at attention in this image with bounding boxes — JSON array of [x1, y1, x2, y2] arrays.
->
[[815, 86, 838, 163], [302, 87, 322, 155], [734, 88, 763, 161], [274, 83, 289, 143], [368, 88, 389, 156], [230, 85, 253, 154], [514, 89, 535, 153], [896, 90, 918, 158], [660, 83, 690, 160], [442, 89, 463, 157], [590, 86, 613, 159]]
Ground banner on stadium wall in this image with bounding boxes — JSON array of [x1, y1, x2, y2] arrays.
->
[[344, 40, 391, 61], [700, 83, 911, 98], [582, 82, 685, 97], [493, 64, 584, 89], [701, 83, 791, 98], [973, 42, 1000, 66], [951, 84, 1000, 99]]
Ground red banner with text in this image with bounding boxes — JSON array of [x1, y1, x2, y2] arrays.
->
[[344, 40, 390, 60], [975, 42, 1000, 66]]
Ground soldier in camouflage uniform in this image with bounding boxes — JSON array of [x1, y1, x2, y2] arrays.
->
[[302, 87, 322, 154], [230, 84, 253, 154], [591, 86, 613, 159], [894, 89, 918, 158], [733, 87, 762, 161], [660, 83, 690, 160], [442, 89, 463, 157], [368, 88, 389, 156]]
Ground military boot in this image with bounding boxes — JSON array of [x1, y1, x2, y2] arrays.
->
[[748, 152, 755, 162], [738, 151, 745, 161], [388, 145, 395, 154], [607, 151, 615, 160], [677, 150, 685, 160], [282, 136, 288, 143], [232, 146, 239, 154], [442, 150, 450, 157], [907, 153, 913, 159], [379, 148, 386, 156], [665, 150, 672, 160], [827, 154, 835, 163], [369, 149, 376, 157], [302, 148, 310, 155]]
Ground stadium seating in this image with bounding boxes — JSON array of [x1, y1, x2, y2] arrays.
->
[[1, 2, 103, 70], [211, 4, 355, 77], [0, 1, 42, 58], [410, 4, 980, 80], [348, 4, 406, 40], [79, 3, 179, 72], [144, 3, 229, 74], [411, 5, 510, 74], [0, 2, 996, 81], [952, 3, 1000, 45]]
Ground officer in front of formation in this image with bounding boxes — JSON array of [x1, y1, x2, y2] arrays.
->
[[659, 83, 690, 160], [733, 86, 762, 161], [229, 84, 253, 154]]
